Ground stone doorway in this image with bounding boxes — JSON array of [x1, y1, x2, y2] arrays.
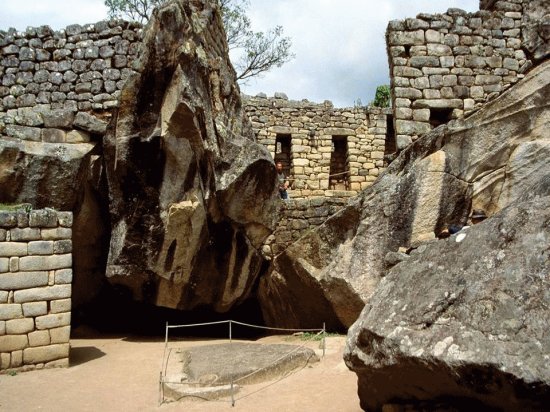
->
[[329, 135, 350, 190]]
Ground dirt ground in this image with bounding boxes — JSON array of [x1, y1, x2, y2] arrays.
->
[[0, 328, 362, 412]]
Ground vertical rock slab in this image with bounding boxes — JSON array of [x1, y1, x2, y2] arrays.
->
[[103, 0, 278, 312]]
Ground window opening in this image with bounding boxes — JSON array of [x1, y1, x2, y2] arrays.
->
[[274, 134, 291, 177], [429, 108, 454, 129]]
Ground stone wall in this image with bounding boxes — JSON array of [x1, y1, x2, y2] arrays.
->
[[263, 197, 348, 257], [0, 208, 72, 372], [387, 0, 532, 148], [244, 94, 392, 199], [0, 20, 142, 143]]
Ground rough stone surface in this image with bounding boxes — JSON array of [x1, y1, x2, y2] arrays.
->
[[345, 185, 550, 411], [103, 0, 278, 312], [258, 58, 550, 331]]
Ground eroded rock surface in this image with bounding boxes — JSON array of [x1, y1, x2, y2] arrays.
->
[[103, 0, 278, 312], [344, 179, 550, 411], [259, 59, 550, 331]]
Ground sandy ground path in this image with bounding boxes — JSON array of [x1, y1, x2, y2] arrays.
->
[[0, 331, 362, 412]]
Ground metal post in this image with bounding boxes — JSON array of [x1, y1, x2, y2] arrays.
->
[[322, 322, 326, 358], [229, 320, 235, 407]]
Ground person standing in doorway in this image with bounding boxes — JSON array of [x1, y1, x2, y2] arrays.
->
[[276, 161, 289, 200]]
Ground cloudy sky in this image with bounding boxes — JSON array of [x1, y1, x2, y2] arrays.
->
[[1, 0, 479, 107]]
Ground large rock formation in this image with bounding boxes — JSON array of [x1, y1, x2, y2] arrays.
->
[[258, 58, 550, 331], [103, 0, 278, 312], [344, 181, 550, 410]]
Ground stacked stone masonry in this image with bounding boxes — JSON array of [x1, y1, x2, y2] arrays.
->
[[0, 20, 142, 143], [244, 94, 392, 199], [263, 197, 348, 257], [387, 0, 534, 148], [0, 208, 72, 372]]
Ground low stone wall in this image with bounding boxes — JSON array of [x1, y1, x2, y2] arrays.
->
[[386, 0, 530, 148], [0, 208, 72, 372], [0, 20, 142, 143], [264, 197, 348, 257], [244, 95, 391, 199]]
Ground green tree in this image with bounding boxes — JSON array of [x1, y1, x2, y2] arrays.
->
[[372, 85, 391, 108], [104, 0, 293, 82]]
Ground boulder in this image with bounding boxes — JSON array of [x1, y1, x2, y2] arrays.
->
[[103, 0, 278, 312], [258, 59, 550, 330], [344, 179, 550, 410]]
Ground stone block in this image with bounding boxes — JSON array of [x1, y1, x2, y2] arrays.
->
[[396, 120, 431, 136], [0, 213, 18, 228], [425, 30, 442, 43], [1, 258, 9, 273], [28, 330, 50, 347], [19, 254, 72, 271], [393, 66, 423, 78], [73, 111, 107, 134], [410, 56, 440, 68], [394, 88, 422, 99], [0, 304, 23, 320], [440, 56, 455, 68], [9, 257, 19, 272], [42, 109, 75, 129], [413, 109, 431, 122], [0, 352, 10, 369], [5, 124, 41, 141], [388, 30, 425, 46], [14, 284, 71, 303], [503, 58, 519, 71], [57, 212, 73, 228], [55, 269, 73, 284], [35, 312, 71, 330], [50, 326, 71, 344], [66, 130, 91, 143], [51, 298, 71, 314], [10, 228, 41, 241], [471, 86, 484, 99], [395, 108, 412, 120], [6, 318, 34, 334], [0, 229, 6, 241], [10, 350, 22, 368], [28, 241, 54, 255], [0, 320, 5, 335], [443, 75, 458, 87], [423, 89, 441, 99], [23, 343, 69, 364], [53, 240, 72, 254], [0, 334, 28, 352], [475, 74, 500, 85], [0, 271, 49, 290], [411, 99, 463, 109], [42, 128, 66, 143], [427, 44, 452, 56], [0, 242, 28, 257], [41, 227, 72, 240], [0, 291, 7, 303], [22, 301, 48, 317]]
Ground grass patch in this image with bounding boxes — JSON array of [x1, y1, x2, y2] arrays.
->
[[0, 203, 32, 212]]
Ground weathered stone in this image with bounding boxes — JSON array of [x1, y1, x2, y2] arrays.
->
[[28, 241, 54, 255], [0, 304, 23, 320], [28, 330, 51, 347], [72, 111, 107, 134], [0, 242, 28, 257], [29, 209, 58, 227], [50, 298, 71, 314], [54, 268, 72, 284], [13, 284, 71, 303], [42, 109, 75, 128], [6, 317, 34, 334], [22, 301, 48, 317], [53, 240, 72, 254], [23, 343, 69, 363], [41, 228, 72, 240], [35, 312, 70, 329], [0, 271, 49, 290], [19, 254, 72, 271], [9, 228, 41, 241], [49, 325, 70, 343], [0, 334, 28, 352]]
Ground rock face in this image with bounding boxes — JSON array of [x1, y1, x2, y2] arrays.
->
[[103, 0, 278, 312], [258, 58, 550, 331], [344, 180, 550, 410]]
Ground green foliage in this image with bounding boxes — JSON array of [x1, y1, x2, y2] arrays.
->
[[104, 0, 163, 23], [372, 84, 391, 108], [103, 0, 294, 81], [0, 203, 32, 212]]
